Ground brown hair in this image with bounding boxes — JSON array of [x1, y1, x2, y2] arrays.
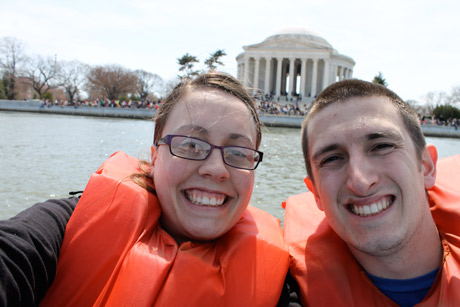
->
[[302, 79, 425, 183], [133, 71, 261, 193], [153, 71, 261, 148]]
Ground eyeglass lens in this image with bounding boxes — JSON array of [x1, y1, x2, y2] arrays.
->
[[169, 136, 260, 169]]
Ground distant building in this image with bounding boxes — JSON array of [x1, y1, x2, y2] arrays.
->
[[236, 27, 355, 102]]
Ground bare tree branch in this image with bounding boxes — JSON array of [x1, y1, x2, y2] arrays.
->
[[86, 64, 137, 100], [58, 60, 89, 104], [134, 69, 163, 100], [0, 37, 27, 99]]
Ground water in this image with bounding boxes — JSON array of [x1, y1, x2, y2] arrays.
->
[[1, 111, 460, 220]]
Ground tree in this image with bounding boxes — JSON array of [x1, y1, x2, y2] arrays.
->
[[162, 78, 180, 97], [0, 78, 6, 99], [177, 53, 199, 79], [0, 37, 26, 99], [372, 72, 388, 87], [134, 69, 163, 100], [86, 64, 137, 100], [433, 104, 460, 120], [24, 55, 59, 99], [445, 85, 460, 106], [204, 49, 227, 71], [423, 91, 447, 107], [58, 60, 89, 104]]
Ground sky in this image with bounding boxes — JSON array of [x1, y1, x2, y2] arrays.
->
[[1, 0, 459, 102]]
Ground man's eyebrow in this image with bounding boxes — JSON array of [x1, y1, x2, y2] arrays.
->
[[311, 144, 340, 162], [366, 131, 400, 141]]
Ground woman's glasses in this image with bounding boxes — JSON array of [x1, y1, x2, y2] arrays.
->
[[157, 135, 263, 170]]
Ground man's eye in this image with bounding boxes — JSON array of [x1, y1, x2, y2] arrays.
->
[[373, 143, 394, 152], [320, 155, 341, 166]]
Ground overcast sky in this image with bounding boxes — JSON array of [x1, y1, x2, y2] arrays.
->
[[1, 0, 459, 101]]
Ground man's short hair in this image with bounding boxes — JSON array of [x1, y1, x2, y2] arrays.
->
[[301, 79, 426, 183]]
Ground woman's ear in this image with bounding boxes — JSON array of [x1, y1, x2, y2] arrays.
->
[[422, 144, 438, 189], [304, 176, 323, 211], [151, 146, 158, 166]]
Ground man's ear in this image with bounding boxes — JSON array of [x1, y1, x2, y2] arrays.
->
[[422, 144, 437, 189], [304, 176, 324, 211]]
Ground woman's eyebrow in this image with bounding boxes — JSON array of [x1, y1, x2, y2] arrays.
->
[[175, 124, 208, 135], [228, 133, 252, 143]]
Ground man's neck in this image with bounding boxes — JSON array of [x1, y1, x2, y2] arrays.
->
[[350, 216, 442, 279]]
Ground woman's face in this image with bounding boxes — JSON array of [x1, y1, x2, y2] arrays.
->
[[151, 88, 258, 244]]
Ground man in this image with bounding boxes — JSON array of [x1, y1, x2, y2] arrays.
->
[[283, 79, 460, 306]]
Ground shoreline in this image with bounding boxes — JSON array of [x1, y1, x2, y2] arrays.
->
[[2, 99, 460, 138]]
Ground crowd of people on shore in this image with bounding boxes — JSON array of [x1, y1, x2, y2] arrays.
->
[[421, 115, 458, 129], [38, 96, 459, 129], [252, 92, 307, 116], [40, 98, 162, 110]]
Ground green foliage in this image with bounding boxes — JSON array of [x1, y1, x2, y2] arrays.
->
[[0, 78, 6, 99], [129, 94, 140, 101], [2, 74, 17, 99], [177, 53, 199, 79], [41, 91, 53, 101], [433, 104, 460, 119], [204, 49, 227, 71], [119, 95, 130, 102], [372, 72, 388, 87]]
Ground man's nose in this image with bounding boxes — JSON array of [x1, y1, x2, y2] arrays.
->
[[346, 154, 378, 196]]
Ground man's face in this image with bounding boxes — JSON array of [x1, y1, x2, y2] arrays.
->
[[306, 96, 436, 257]]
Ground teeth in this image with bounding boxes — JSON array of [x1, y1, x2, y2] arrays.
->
[[351, 197, 391, 217], [185, 190, 226, 206]]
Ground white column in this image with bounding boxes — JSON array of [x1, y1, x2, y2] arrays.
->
[[329, 63, 337, 84], [338, 66, 343, 80], [323, 59, 329, 89], [276, 57, 283, 97], [300, 58, 307, 98], [243, 56, 249, 88], [289, 57, 295, 97], [253, 56, 260, 95], [264, 57, 272, 94], [311, 58, 318, 97]]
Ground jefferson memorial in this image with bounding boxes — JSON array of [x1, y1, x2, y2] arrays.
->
[[236, 28, 355, 102]]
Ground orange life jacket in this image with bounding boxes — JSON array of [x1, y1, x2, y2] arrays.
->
[[283, 154, 460, 306], [41, 151, 289, 307]]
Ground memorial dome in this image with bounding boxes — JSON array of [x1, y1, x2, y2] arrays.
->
[[262, 27, 332, 49]]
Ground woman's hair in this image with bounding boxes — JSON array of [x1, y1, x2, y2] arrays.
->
[[153, 71, 261, 148], [133, 71, 261, 193]]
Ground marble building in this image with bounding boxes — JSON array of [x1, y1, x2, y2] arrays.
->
[[236, 28, 355, 102]]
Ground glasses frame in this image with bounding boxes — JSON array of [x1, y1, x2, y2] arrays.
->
[[157, 134, 263, 170]]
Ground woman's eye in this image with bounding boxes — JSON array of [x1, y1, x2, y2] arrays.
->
[[186, 141, 198, 149]]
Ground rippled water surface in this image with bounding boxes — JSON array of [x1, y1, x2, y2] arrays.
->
[[1, 111, 460, 220]]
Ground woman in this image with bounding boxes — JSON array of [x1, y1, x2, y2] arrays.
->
[[4, 71, 290, 305]]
